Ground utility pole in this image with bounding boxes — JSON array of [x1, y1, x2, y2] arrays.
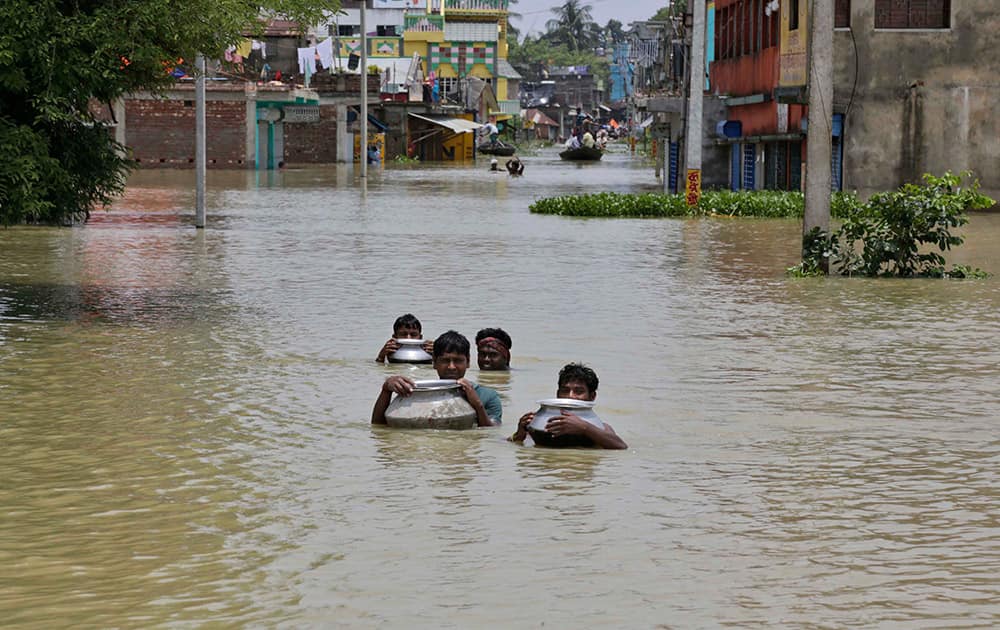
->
[[684, 0, 705, 205], [195, 54, 206, 229], [804, 0, 834, 269], [360, 1, 368, 178]]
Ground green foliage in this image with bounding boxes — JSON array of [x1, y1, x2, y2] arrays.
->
[[795, 172, 994, 278], [544, 0, 599, 52], [0, 0, 341, 225], [393, 154, 420, 164], [787, 227, 834, 277], [529, 189, 861, 219]]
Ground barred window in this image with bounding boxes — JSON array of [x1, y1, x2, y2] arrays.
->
[[875, 0, 950, 29], [835, 0, 851, 28]]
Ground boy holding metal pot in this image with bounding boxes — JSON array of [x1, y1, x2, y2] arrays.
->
[[372, 330, 502, 427], [375, 313, 435, 363], [509, 363, 627, 449]]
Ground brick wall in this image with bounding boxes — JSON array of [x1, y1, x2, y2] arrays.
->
[[283, 105, 339, 163], [125, 98, 248, 168]]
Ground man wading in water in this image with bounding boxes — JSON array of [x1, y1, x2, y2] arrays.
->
[[475, 328, 512, 371], [509, 363, 626, 449], [372, 330, 502, 427]]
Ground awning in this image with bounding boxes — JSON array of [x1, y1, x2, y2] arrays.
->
[[408, 113, 482, 134]]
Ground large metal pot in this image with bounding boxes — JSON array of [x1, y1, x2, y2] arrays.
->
[[384, 380, 477, 429], [388, 338, 433, 364], [527, 398, 604, 447]]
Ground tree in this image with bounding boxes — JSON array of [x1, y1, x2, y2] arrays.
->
[[544, 0, 599, 53], [506, 0, 522, 43], [601, 20, 626, 49], [0, 0, 341, 225], [651, 1, 685, 21]]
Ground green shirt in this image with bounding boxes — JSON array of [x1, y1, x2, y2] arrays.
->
[[473, 383, 502, 424]]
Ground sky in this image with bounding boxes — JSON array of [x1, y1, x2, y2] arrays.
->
[[510, 0, 671, 36]]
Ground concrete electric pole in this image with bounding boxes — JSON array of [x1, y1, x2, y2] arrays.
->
[[360, 3, 368, 179], [684, 0, 706, 205], [803, 0, 834, 268], [195, 54, 206, 228]]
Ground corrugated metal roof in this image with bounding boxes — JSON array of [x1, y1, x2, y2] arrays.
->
[[444, 21, 498, 42], [408, 113, 482, 134], [496, 59, 521, 79]]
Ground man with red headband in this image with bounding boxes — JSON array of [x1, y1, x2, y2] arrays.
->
[[475, 328, 512, 371]]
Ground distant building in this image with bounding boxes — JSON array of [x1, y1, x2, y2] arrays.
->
[[709, 0, 1000, 198]]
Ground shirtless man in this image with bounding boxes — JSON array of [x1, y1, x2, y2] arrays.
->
[[509, 363, 626, 449]]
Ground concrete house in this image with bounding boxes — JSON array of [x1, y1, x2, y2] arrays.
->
[[709, 0, 999, 198], [834, 0, 1000, 198]]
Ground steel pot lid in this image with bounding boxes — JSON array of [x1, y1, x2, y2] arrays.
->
[[536, 398, 596, 409], [413, 379, 461, 391]]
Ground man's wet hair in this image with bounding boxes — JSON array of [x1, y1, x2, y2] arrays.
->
[[393, 313, 421, 335], [433, 330, 470, 359], [558, 363, 599, 395], [475, 327, 511, 349]]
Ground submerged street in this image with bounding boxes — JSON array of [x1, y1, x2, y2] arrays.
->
[[2, 147, 999, 627]]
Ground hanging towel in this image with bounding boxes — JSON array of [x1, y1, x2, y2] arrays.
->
[[251, 40, 267, 59], [236, 39, 252, 58], [315, 38, 335, 71], [297, 46, 317, 75]]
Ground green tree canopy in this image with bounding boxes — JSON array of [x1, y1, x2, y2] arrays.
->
[[543, 0, 599, 53], [0, 0, 341, 225]]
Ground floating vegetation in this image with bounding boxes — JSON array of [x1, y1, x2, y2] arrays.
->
[[530, 190, 861, 219]]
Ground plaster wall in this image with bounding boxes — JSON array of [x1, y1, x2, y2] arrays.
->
[[833, 1, 1000, 199]]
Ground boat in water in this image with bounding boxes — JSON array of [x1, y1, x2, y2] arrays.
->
[[559, 146, 603, 161], [478, 142, 517, 156]]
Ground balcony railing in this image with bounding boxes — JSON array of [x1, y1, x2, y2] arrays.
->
[[404, 14, 444, 32], [443, 0, 509, 13]]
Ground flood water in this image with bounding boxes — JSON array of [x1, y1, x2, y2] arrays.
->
[[2, 147, 999, 627]]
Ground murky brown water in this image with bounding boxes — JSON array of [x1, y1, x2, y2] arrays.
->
[[2, 147, 999, 627]]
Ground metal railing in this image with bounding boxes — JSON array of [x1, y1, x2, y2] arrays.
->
[[444, 0, 509, 12]]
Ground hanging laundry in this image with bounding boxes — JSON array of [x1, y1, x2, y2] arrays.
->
[[297, 46, 317, 75], [251, 40, 267, 59], [315, 38, 335, 71], [236, 39, 252, 58]]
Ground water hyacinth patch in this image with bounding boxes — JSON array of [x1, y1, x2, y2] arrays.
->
[[530, 190, 861, 219]]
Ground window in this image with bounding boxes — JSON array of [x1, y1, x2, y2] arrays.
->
[[875, 0, 950, 29], [789, 0, 799, 31], [376, 25, 398, 37], [337, 24, 360, 37], [835, 0, 850, 28], [437, 77, 459, 97]]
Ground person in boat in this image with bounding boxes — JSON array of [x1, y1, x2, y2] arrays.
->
[[376, 313, 434, 363], [475, 328, 512, 370], [565, 133, 581, 150], [505, 157, 524, 176], [479, 122, 500, 147], [596, 127, 609, 149], [372, 330, 501, 426], [581, 129, 596, 149], [509, 363, 627, 449]]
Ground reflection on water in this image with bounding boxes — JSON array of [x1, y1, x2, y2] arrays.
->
[[2, 151, 999, 627]]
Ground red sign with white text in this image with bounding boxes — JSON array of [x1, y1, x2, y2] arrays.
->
[[685, 169, 702, 207]]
